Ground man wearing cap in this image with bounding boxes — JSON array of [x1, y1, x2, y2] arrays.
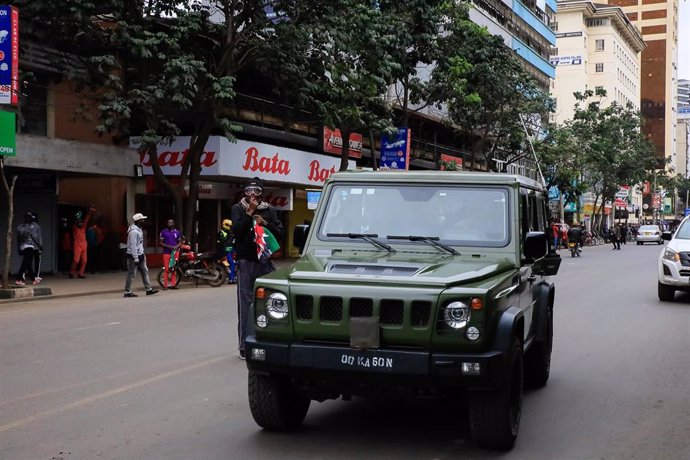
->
[[123, 213, 158, 297], [231, 177, 284, 359]]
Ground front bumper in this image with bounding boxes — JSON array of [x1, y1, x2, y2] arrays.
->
[[245, 336, 506, 391], [658, 258, 690, 287]]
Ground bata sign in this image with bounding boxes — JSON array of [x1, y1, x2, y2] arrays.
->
[[135, 137, 354, 187]]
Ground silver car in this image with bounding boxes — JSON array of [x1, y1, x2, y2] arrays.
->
[[636, 225, 663, 245]]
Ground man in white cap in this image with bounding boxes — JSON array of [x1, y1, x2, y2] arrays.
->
[[123, 213, 158, 297]]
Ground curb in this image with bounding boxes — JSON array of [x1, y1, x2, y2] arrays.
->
[[0, 286, 53, 300], [0, 288, 121, 305]]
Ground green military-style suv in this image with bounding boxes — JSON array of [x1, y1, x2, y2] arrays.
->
[[245, 171, 560, 450]]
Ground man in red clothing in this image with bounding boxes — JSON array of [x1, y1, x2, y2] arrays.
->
[[70, 206, 96, 278]]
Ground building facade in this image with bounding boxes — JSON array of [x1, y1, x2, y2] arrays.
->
[[605, 0, 680, 169], [469, 0, 557, 91], [551, 0, 645, 124], [679, 79, 690, 108]]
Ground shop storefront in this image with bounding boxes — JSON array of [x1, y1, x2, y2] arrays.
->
[[138, 136, 355, 261]]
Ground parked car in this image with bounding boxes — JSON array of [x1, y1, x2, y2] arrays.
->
[[657, 217, 690, 301], [636, 224, 663, 245]]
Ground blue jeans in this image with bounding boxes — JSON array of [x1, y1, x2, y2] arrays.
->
[[124, 255, 153, 292]]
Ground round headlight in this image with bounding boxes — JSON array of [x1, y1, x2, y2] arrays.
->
[[266, 292, 289, 320], [444, 301, 470, 329], [256, 314, 268, 328], [466, 326, 480, 341]]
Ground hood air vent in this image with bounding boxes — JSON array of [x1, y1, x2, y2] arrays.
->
[[328, 264, 420, 276]]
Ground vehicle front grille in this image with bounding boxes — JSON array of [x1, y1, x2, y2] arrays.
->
[[296, 295, 314, 320], [295, 295, 433, 330]]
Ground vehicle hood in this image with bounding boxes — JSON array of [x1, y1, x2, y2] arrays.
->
[[264, 251, 516, 288], [665, 237, 690, 254]]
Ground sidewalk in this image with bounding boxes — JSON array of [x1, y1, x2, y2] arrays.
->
[[1, 258, 296, 304]]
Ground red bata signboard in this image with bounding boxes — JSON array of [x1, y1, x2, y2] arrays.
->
[[0, 6, 19, 105], [322, 127, 362, 159]]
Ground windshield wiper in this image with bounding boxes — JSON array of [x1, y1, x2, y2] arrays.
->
[[326, 233, 396, 252], [387, 235, 460, 255]]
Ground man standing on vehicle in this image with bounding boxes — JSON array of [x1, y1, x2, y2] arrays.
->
[[231, 177, 283, 359], [123, 213, 159, 298]]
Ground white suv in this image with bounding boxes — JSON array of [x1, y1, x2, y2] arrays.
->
[[658, 217, 690, 301]]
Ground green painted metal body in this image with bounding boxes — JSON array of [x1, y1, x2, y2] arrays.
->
[[252, 171, 551, 354]]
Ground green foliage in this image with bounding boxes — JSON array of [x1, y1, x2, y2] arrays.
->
[[535, 90, 657, 226]]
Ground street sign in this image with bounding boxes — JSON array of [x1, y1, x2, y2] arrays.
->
[[0, 110, 16, 156]]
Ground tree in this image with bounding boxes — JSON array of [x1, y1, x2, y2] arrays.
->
[[568, 90, 656, 231], [274, 0, 398, 171], [15, 0, 279, 240], [0, 157, 18, 289], [430, 15, 554, 172]]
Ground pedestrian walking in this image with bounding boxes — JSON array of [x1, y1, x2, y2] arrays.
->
[[230, 177, 283, 359], [123, 213, 158, 297], [15, 212, 42, 285], [612, 224, 622, 250], [621, 224, 628, 245], [217, 219, 237, 284], [159, 218, 182, 290], [30, 213, 43, 282], [70, 206, 96, 278]]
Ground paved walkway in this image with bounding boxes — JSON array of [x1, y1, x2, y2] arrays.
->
[[1, 258, 296, 304]]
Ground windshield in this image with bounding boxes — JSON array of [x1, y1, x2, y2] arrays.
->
[[674, 221, 690, 239], [318, 184, 510, 247]]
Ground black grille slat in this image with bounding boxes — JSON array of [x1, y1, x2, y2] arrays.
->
[[296, 295, 314, 320], [350, 298, 373, 317], [320, 296, 343, 322], [380, 299, 404, 325], [680, 252, 690, 267], [410, 301, 431, 327]]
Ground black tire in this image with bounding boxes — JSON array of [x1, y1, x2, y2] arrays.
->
[[469, 338, 524, 450], [248, 371, 310, 431], [204, 262, 227, 287], [658, 282, 675, 302], [525, 307, 553, 388], [157, 266, 182, 288]]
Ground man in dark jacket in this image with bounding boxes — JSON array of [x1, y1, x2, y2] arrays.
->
[[16, 212, 43, 285], [230, 177, 283, 359]]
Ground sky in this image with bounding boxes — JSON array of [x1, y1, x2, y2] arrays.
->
[[680, 1, 689, 80]]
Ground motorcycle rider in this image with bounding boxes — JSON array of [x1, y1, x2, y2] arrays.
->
[[567, 225, 583, 254], [217, 219, 237, 284]]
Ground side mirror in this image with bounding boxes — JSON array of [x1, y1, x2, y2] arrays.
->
[[662, 231, 673, 241], [293, 224, 311, 254], [524, 231, 548, 262]]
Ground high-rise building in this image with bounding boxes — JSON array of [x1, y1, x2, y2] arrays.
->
[[679, 79, 690, 108], [551, 0, 645, 124], [605, 0, 680, 169], [469, 0, 557, 91]]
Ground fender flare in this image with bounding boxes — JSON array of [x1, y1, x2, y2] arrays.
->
[[492, 305, 524, 370], [532, 281, 554, 342]]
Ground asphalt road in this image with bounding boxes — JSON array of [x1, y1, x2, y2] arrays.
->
[[1, 242, 689, 460]]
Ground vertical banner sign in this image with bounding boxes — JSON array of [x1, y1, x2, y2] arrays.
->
[[0, 5, 19, 105], [380, 128, 411, 171], [0, 110, 16, 156]]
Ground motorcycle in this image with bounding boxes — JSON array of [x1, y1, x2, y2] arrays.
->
[[157, 244, 227, 288], [568, 241, 582, 258]]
